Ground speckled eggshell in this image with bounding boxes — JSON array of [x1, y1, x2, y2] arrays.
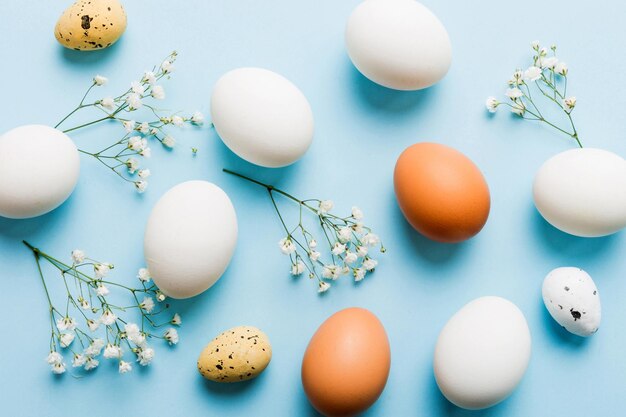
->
[[55, 0, 127, 51], [542, 267, 601, 337], [197, 326, 272, 383]]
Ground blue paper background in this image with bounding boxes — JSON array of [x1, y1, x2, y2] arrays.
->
[[1, 1, 625, 415]]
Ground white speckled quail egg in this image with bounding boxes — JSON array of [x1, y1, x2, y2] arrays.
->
[[0, 125, 80, 219], [211, 67, 314, 168], [542, 267, 601, 337], [345, 0, 452, 90], [144, 181, 238, 299], [55, 0, 127, 51]]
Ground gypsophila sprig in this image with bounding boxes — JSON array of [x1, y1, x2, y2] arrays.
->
[[223, 169, 386, 293], [23, 241, 181, 376], [53, 51, 206, 192], [486, 41, 582, 148]]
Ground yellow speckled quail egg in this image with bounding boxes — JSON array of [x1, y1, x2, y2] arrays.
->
[[55, 0, 127, 51]]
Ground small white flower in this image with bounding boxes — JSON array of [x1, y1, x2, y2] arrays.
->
[[78, 297, 90, 310], [541, 56, 558, 69], [524, 66, 542, 81], [84, 356, 99, 371], [59, 333, 75, 348], [71, 249, 85, 264], [363, 258, 378, 271], [191, 111, 205, 124], [137, 347, 155, 366], [100, 97, 115, 110], [344, 251, 358, 265], [140, 296, 155, 313], [138, 169, 151, 179], [309, 239, 317, 249], [351, 206, 364, 220], [93, 75, 108, 86], [126, 157, 139, 174], [104, 344, 123, 359], [563, 96, 576, 113], [318, 281, 331, 293], [135, 180, 148, 193], [138, 122, 150, 134], [96, 283, 109, 296], [318, 200, 333, 213], [126, 93, 143, 110], [309, 250, 321, 262], [555, 62, 568, 76], [94, 263, 111, 278], [511, 103, 526, 116], [137, 267, 151, 282], [291, 261, 305, 276], [131, 81, 145, 95], [162, 135, 176, 148], [354, 268, 366, 282], [505, 88, 523, 100], [100, 310, 117, 326], [278, 237, 296, 255], [337, 227, 352, 243], [531, 40, 540, 50], [87, 319, 100, 332], [331, 242, 346, 256], [352, 223, 364, 234], [356, 245, 368, 258], [56, 317, 77, 331], [361, 233, 380, 247], [151, 85, 165, 100], [322, 265, 341, 280], [51, 362, 66, 374], [143, 71, 157, 85], [85, 339, 105, 356], [161, 60, 174, 73], [123, 120, 136, 133], [172, 115, 184, 126], [128, 136, 146, 151], [140, 147, 152, 158], [125, 323, 146, 346], [72, 354, 86, 367], [46, 351, 63, 365], [171, 313, 182, 326], [485, 96, 499, 113], [539, 47, 548, 57], [164, 328, 179, 345], [156, 291, 166, 302], [119, 360, 132, 374]]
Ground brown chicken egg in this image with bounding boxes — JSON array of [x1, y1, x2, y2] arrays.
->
[[301, 307, 390, 417], [394, 142, 490, 243]]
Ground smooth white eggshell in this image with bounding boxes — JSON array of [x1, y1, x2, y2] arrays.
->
[[0, 125, 80, 219], [542, 267, 601, 337], [345, 0, 452, 90], [144, 181, 238, 299], [533, 148, 626, 237], [211, 68, 314, 167], [434, 296, 531, 410]]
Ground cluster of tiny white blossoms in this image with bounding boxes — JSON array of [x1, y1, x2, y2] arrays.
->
[[55, 51, 205, 193], [485, 41, 582, 148], [223, 170, 386, 293], [24, 242, 181, 376]]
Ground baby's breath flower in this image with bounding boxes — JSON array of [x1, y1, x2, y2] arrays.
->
[[135, 180, 148, 193], [309, 250, 321, 261], [171, 115, 184, 126], [96, 283, 109, 296], [85, 339, 105, 356], [541, 56, 558, 69], [100, 97, 115, 110], [140, 147, 152, 158], [161, 60, 174, 73], [143, 71, 157, 85], [363, 258, 378, 271], [72, 354, 86, 367], [137, 347, 155, 366], [318, 200, 333, 213], [126, 93, 143, 110], [351, 206, 364, 220], [361, 233, 380, 247], [191, 111, 205, 124], [100, 310, 117, 326], [171, 313, 182, 326], [524, 66, 542, 81], [84, 357, 99, 371], [354, 268, 366, 282], [56, 316, 77, 331], [344, 251, 358, 265], [78, 297, 90, 310], [93, 75, 108, 86], [59, 333, 75, 348], [164, 328, 179, 345], [563, 96, 576, 113], [137, 268, 151, 282], [318, 281, 331, 293], [278, 237, 296, 255], [162, 135, 176, 148], [138, 169, 151, 179], [94, 263, 111, 278], [126, 157, 139, 174], [555, 62, 568, 76], [338, 227, 352, 243], [505, 88, 523, 99], [331, 242, 346, 256], [291, 261, 305, 276], [71, 249, 85, 264], [104, 344, 123, 359], [151, 85, 165, 100], [119, 360, 132, 373], [123, 120, 135, 133], [356, 245, 368, 258], [139, 296, 155, 313], [156, 291, 166, 302], [87, 319, 100, 332], [131, 81, 145, 95], [138, 122, 150, 134], [51, 362, 66, 374], [46, 351, 63, 365], [485, 96, 499, 113]]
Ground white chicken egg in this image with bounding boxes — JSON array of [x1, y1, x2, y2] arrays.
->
[[143, 181, 238, 299], [0, 125, 80, 219], [434, 296, 531, 410], [345, 0, 452, 90], [533, 148, 626, 237], [211, 67, 314, 167]]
